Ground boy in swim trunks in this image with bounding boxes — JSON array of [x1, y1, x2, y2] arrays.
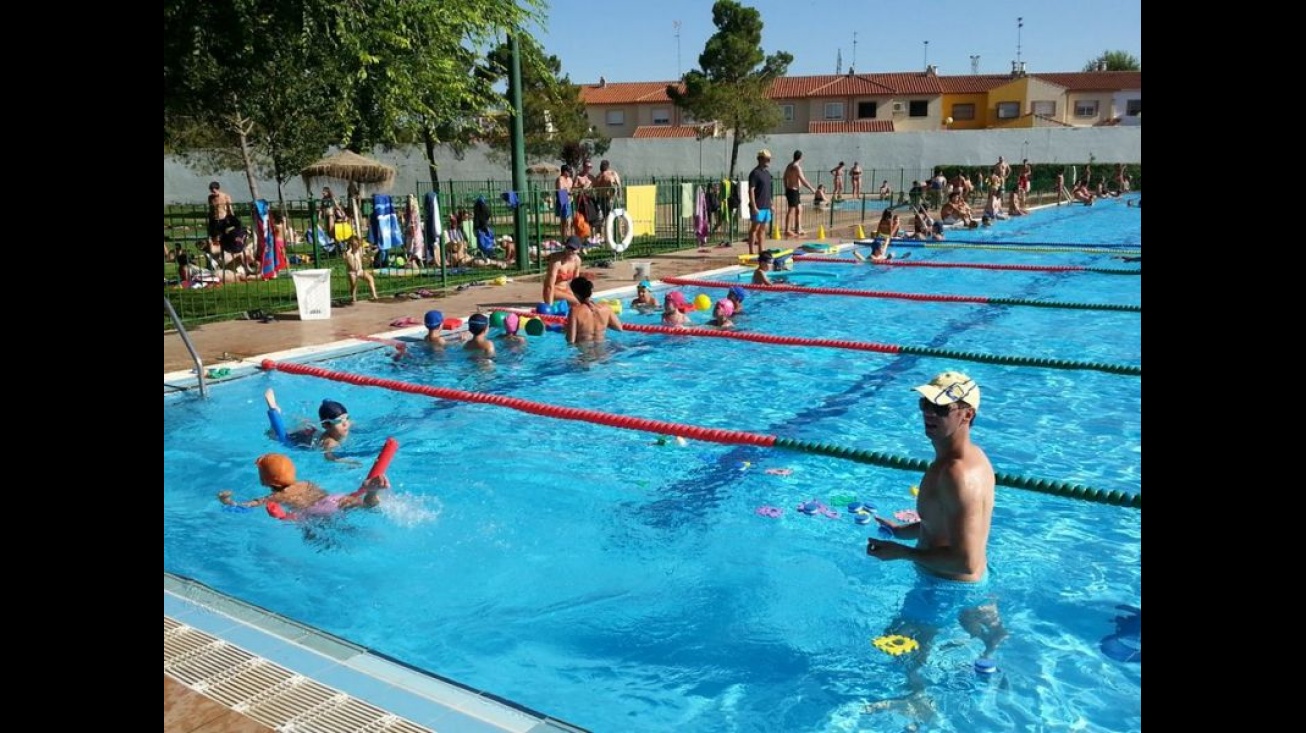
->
[[752, 251, 774, 285], [631, 280, 659, 311], [217, 452, 389, 516]]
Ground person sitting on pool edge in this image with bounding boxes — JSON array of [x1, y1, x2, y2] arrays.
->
[[752, 251, 774, 285], [464, 312, 496, 358], [218, 452, 389, 517], [264, 389, 360, 465], [631, 280, 658, 312], [726, 285, 747, 315]]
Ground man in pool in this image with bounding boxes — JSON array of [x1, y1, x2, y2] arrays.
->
[[218, 452, 388, 517], [566, 276, 623, 345], [863, 371, 1006, 719]]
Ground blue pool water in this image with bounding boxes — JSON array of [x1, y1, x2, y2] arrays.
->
[[164, 200, 1142, 732]]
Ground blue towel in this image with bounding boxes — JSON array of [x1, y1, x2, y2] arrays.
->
[[369, 194, 404, 252]]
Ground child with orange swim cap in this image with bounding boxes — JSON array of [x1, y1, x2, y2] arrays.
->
[[217, 452, 389, 516]]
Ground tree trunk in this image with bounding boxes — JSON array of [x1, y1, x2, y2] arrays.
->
[[728, 133, 740, 179], [235, 117, 260, 202], [422, 128, 440, 188]]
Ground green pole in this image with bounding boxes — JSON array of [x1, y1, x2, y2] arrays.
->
[[508, 33, 529, 271]]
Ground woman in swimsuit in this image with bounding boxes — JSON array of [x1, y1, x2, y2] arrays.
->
[[543, 235, 584, 306]]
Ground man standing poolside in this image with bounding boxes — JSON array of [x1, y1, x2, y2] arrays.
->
[[207, 181, 234, 251], [747, 149, 774, 255], [782, 150, 816, 237]]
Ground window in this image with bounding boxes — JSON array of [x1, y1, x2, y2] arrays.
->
[[856, 101, 877, 119], [1074, 100, 1100, 117], [605, 109, 625, 126], [823, 102, 845, 120], [950, 103, 975, 121], [780, 104, 794, 122], [1031, 100, 1056, 116], [996, 101, 1020, 119], [1125, 99, 1142, 117], [908, 100, 928, 117], [651, 108, 670, 125]]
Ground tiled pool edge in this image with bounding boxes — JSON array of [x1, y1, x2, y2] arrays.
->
[[165, 572, 589, 733]]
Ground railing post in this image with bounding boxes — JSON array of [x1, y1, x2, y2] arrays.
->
[[308, 197, 321, 267]]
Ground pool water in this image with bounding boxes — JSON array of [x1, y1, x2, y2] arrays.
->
[[164, 199, 1142, 732]]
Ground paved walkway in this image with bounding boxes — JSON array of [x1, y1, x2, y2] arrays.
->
[[164, 236, 842, 375]]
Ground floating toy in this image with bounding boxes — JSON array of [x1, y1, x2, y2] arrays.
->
[[894, 509, 920, 523], [797, 500, 839, 518], [827, 491, 854, 505], [765, 468, 793, 476], [755, 506, 782, 518], [738, 461, 751, 471], [694, 293, 712, 311], [910, 485, 920, 497], [206, 367, 231, 379], [266, 404, 289, 445], [847, 502, 876, 525], [873, 635, 920, 656], [974, 659, 999, 675]]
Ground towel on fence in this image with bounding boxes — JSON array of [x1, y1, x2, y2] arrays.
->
[[369, 194, 404, 253], [253, 199, 286, 279], [624, 185, 657, 237], [423, 191, 443, 245], [694, 186, 709, 245], [404, 194, 425, 263]]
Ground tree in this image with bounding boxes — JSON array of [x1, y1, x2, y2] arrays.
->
[[1082, 51, 1140, 72], [484, 36, 609, 169], [164, 0, 542, 199], [667, 0, 792, 177]]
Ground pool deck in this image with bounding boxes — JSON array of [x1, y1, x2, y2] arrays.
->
[[164, 236, 819, 376], [164, 234, 842, 732]]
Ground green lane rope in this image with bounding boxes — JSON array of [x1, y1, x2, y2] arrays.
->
[[987, 297, 1140, 313], [771, 436, 1141, 509], [894, 345, 1141, 377]]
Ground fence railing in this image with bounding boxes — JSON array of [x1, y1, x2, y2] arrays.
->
[[163, 167, 1138, 329]]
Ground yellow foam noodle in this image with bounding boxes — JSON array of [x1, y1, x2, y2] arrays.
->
[[624, 185, 658, 237], [738, 248, 794, 264]]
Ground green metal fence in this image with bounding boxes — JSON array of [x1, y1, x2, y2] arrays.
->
[[164, 166, 1138, 330]]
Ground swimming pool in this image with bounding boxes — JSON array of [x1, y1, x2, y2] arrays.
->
[[164, 199, 1141, 732]]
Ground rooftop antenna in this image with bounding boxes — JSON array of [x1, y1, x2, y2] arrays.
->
[[836, 48, 842, 75], [1016, 17, 1023, 66], [923, 40, 930, 70], [674, 20, 682, 78], [970, 55, 980, 74], [852, 32, 858, 70]]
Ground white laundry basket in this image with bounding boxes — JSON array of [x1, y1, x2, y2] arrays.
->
[[632, 261, 653, 281], [291, 269, 333, 320]]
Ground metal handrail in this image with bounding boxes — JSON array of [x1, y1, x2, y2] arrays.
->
[[165, 296, 207, 398]]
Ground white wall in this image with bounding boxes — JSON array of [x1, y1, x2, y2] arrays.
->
[[163, 127, 1140, 204]]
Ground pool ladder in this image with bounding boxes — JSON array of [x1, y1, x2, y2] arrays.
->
[[164, 296, 207, 398]]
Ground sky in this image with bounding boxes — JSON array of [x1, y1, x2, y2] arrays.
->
[[531, 0, 1141, 84]]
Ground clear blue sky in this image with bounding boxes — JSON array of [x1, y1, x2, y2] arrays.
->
[[531, 0, 1141, 83]]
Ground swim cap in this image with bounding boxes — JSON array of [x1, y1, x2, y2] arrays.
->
[[504, 313, 520, 334], [255, 453, 296, 488], [716, 299, 735, 317], [728, 285, 747, 301], [468, 313, 490, 334], [758, 252, 774, 263], [319, 399, 348, 422], [637, 280, 651, 290], [666, 291, 693, 313], [424, 310, 444, 330]]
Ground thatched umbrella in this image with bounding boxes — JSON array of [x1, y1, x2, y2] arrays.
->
[[527, 162, 560, 175], [301, 150, 397, 235]]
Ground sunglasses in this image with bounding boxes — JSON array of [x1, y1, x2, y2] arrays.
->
[[918, 399, 965, 417]]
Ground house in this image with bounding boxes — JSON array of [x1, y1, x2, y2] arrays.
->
[[579, 68, 1141, 138]]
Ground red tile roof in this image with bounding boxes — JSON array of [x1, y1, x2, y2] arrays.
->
[[807, 120, 895, 134], [631, 125, 703, 139], [582, 71, 1138, 107], [580, 81, 682, 105], [937, 75, 1017, 94], [1034, 71, 1141, 91]]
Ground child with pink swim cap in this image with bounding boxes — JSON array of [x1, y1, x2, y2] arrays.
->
[[497, 312, 527, 346], [662, 291, 692, 327], [708, 298, 735, 328]]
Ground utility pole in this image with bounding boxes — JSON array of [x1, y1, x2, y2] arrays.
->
[[970, 55, 980, 74], [674, 20, 682, 78], [923, 40, 930, 69], [508, 33, 528, 270]]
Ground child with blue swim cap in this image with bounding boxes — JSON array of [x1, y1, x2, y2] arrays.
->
[[263, 389, 360, 465], [726, 285, 747, 314], [631, 280, 658, 311], [464, 312, 495, 358], [423, 310, 446, 348]]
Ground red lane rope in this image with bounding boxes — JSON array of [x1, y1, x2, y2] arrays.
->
[[502, 309, 903, 354], [792, 254, 1090, 273], [260, 359, 778, 447], [660, 277, 989, 304]]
